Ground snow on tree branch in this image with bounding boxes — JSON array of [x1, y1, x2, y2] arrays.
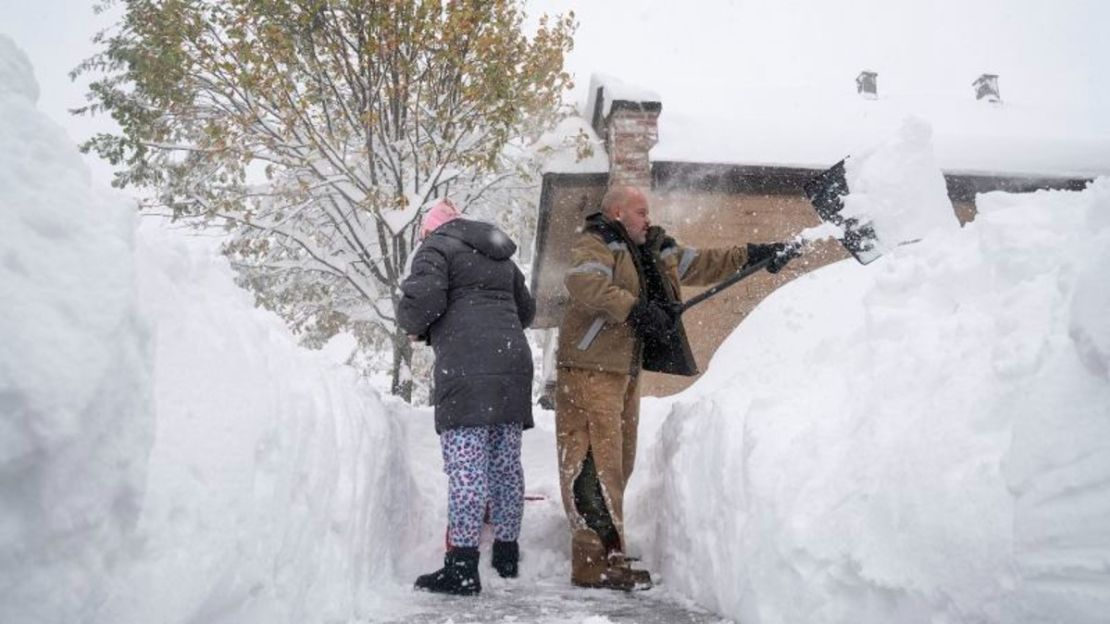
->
[[75, 0, 576, 399]]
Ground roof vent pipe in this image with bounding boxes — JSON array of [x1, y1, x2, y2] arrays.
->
[[973, 73, 1001, 103], [856, 71, 877, 99]]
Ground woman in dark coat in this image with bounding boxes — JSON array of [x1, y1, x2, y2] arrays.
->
[[397, 198, 535, 596]]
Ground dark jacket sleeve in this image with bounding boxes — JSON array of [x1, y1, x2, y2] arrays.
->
[[513, 265, 536, 328], [397, 244, 450, 337]]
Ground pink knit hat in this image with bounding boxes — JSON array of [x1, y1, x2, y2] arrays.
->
[[420, 198, 460, 239]]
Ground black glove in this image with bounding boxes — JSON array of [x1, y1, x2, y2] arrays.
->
[[627, 299, 675, 341], [746, 242, 796, 274]]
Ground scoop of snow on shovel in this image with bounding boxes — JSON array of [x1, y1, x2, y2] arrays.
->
[[842, 117, 961, 252]]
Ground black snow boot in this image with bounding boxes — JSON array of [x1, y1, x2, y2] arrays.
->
[[492, 540, 519, 578], [414, 547, 481, 595]]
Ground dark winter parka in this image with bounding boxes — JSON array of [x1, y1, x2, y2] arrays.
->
[[397, 219, 536, 433]]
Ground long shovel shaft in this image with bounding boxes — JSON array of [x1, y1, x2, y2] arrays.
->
[[679, 256, 774, 314]]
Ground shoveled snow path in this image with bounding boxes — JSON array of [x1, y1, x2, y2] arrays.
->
[[372, 406, 730, 624], [382, 579, 730, 624]]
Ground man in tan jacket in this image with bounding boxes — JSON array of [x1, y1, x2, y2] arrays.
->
[[555, 186, 793, 590]]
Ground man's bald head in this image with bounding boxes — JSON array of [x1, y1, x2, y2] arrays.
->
[[600, 186, 651, 245], [600, 186, 647, 219]]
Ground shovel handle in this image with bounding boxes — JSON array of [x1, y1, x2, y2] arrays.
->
[[679, 256, 775, 314]]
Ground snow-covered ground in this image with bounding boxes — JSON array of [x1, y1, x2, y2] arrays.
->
[[4, 28, 1109, 624]]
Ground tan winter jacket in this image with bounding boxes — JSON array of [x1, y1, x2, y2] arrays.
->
[[556, 214, 749, 374]]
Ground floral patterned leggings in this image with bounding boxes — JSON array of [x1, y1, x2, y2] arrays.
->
[[440, 423, 525, 548]]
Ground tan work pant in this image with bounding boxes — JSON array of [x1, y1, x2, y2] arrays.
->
[[555, 367, 641, 558]]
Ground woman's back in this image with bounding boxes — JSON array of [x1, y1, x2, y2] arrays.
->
[[401, 213, 536, 595], [398, 218, 535, 433]]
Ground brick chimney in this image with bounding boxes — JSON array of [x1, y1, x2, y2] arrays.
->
[[585, 74, 662, 190]]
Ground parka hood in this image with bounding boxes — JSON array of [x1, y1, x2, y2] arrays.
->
[[434, 218, 517, 260]]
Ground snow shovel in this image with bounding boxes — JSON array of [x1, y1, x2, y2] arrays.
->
[[802, 158, 882, 265], [678, 158, 881, 315], [678, 254, 780, 313]]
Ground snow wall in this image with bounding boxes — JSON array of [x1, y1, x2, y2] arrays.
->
[[0, 33, 153, 623], [628, 120, 1110, 624], [0, 36, 427, 624]]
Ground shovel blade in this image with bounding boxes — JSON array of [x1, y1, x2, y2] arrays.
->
[[803, 159, 882, 265]]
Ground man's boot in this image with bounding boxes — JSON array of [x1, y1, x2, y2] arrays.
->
[[571, 530, 639, 591], [414, 547, 481, 595], [492, 540, 519, 579], [607, 551, 652, 589]]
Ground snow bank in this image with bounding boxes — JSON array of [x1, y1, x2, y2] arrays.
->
[[0, 34, 38, 102], [1069, 192, 1110, 379], [89, 222, 429, 623], [0, 34, 152, 623], [1, 37, 427, 623], [628, 138, 1110, 621]]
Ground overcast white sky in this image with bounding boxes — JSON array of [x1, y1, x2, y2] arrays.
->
[[531, 0, 1110, 116], [3, 0, 1108, 184]]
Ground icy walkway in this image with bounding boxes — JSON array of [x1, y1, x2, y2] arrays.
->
[[380, 578, 730, 624], [380, 406, 730, 624]]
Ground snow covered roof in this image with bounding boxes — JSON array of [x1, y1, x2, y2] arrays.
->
[[651, 89, 1110, 179], [542, 85, 1110, 179]]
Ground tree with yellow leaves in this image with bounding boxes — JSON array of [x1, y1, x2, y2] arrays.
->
[[76, 0, 576, 400]]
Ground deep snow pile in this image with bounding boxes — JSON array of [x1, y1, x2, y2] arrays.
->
[[0, 37, 427, 623], [94, 222, 429, 623], [627, 123, 1110, 623], [0, 34, 152, 623], [841, 117, 960, 253]]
